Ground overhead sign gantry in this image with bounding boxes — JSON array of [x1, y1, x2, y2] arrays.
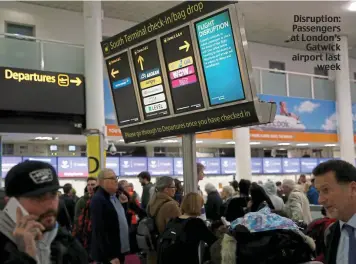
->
[[101, 1, 276, 143]]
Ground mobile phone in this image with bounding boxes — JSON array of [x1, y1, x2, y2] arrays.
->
[[4, 197, 29, 223]]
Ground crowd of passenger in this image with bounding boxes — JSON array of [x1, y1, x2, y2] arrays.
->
[[0, 158, 355, 264]]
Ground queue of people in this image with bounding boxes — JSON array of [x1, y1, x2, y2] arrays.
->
[[0, 159, 356, 264]]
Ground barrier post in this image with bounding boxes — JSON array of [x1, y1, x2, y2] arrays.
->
[[182, 133, 198, 194]]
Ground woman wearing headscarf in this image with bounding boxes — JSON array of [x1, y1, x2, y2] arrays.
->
[[263, 180, 284, 211]]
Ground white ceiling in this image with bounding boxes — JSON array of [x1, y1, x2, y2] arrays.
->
[[24, 1, 356, 57]]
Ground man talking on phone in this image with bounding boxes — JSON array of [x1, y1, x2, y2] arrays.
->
[[0, 160, 88, 264]]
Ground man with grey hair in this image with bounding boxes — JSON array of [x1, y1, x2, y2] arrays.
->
[[146, 176, 181, 264], [205, 183, 223, 221], [282, 179, 312, 224], [90, 168, 130, 264]]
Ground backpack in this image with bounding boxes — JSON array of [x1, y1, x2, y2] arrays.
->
[[136, 200, 170, 252], [72, 198, 92, 250], [306, 217, 336, 256], [232, 225, 314, 264], [157, 218, 190, 264]]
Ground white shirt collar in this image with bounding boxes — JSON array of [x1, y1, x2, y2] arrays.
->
[[340, 213, 356, 231]]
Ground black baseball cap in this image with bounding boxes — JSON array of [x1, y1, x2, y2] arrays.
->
[[5, 160, 62, 197]]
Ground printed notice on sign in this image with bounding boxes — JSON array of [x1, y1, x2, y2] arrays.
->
[[195, 10, 245, 106]]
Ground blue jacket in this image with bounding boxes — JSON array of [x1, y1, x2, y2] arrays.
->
[[307, 186, 319, 205], [90, 187, 130, 262]]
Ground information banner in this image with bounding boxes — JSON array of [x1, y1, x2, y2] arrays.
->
[[282, 158, 301, 174], [23, 157, 57, 171], [106, 157, 120, 176], [1, 157, 22, 178], [106, 53, 141, 126], [300, 158, 318, 173], [120, 157, 148, 176], [251, 158, 263, 174], [58, 157, 88, 178], [195, 10, 245, 106], [132, 40, 170, 120], [197, 158, 221, 175], [174, 157, 183, 176], [263, 158, 282, 174], [221, 157, 236, 174], [148, 157, 174, 176], [161, 26, 204, 114]]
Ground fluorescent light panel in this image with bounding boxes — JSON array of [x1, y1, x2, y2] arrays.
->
[[278, 142, 290, 146], [348, 1, 356, 11], [325, 144, 337, 147], [250, 142, 261, 145], [296, 143, 309, 146]]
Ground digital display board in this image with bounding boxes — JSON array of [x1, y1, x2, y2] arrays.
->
[[106, 53, 140, 126], [132, 40, 169, 120], [0, 67, 85, 115], [282, 158, 301, 174], [148, 157, 174, 176], [57, 157, 88, 177], [120, 157, 147, 176], [106, 157, 120, 176], [318, 158, 332, 164], [1, 157, 22, 178], [263, 158, 282, 174], [23, 157, 57, 171], [197, 158, 221, 175], [251, 158, 263, 174], [300, 158, 318, 173], [173, 157, 183, 176], [221, 158, 236, 174], [195, 10, 245, 106], [161, 26, 204, 114]]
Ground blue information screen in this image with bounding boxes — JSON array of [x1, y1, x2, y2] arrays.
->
[[263, 158, 282, 174], [195, 10, 245, 106], [57, 157, 88, 178], [148, 157, 174, 176], [2, 157, 22, 178], [173, 158, 183, 176], [221, 158, 236, 174], [120, 157, 147, 176], [197, 158, 221, 175], [282, 158, 301, 174], [300, 158, 318, 173], [106, 157, 120, 176], [23, 157, 57, 171], [251, 158, 263, 174]]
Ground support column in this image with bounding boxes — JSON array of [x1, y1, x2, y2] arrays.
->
[[83, 1, 106, 176], [233, 127, 252, 181], [335, 36, 355, 165], [182, 134, 198, 194]]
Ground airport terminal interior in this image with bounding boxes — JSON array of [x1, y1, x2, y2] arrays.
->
[[0, 1, 356, 263]]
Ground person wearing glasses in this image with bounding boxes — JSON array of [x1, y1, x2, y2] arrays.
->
[[90, 168, 130, 264], [147, 176, 182, 264]]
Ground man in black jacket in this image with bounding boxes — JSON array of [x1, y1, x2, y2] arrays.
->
[[0, 160, 87, 264], [90, 168, 130, 264]]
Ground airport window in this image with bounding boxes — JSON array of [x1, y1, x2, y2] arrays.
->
[[314, 67, 328, 77], [5, 22, 35, 40], [269, 61, 285, 74]]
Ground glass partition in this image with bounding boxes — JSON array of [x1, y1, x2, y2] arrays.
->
[[289, 74, 312, 98], [261, 71, 287, 96], [313, 78, 336, 100], [42, 42, 84, 74], [0, 37, 41, 69]]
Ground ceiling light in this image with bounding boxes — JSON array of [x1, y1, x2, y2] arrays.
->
[[325, 144, 337, 147], [196, 140, 203, 144], [278, 143, 290, 146], [225, 141, 235, 145], [348, 1, 356, 11], [296, 143, 309, 146], [34, 136, 55, 141], [118, 139, 124, 142], [250, 142, 261, 145], [162, 139, 178, 143]]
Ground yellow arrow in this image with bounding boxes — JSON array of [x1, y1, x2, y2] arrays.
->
[[179, 40, 190, 52], [138, 55, 144, 71], [70, 77, 82, 86], [111, 68, 119, 78]]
